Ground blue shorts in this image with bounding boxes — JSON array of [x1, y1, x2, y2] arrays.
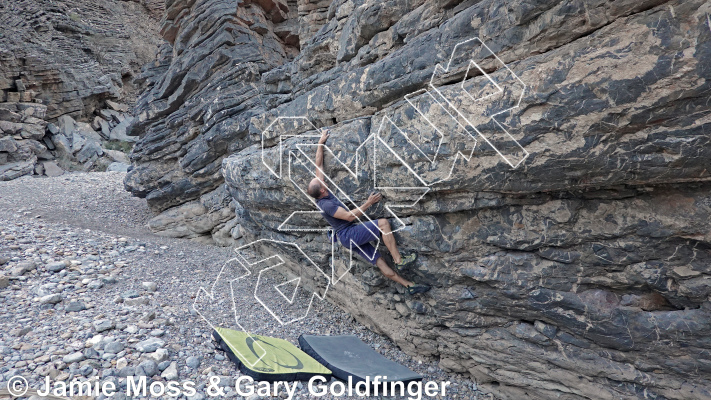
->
[[337, 220, 381, 265]]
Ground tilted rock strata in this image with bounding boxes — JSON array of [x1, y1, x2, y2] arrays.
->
[[0, 103, 51, 180], [0, 0, 162, 120], [127, 0, 711, 398]]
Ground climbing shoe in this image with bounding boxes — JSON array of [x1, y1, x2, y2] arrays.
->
[[395, 253, 417, 272], [407, 283, 431, 296]]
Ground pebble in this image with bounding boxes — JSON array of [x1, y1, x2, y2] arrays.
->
[[142, 281, 157, 292], [39, 294, 62, 304], [157, 360, 171, 371], [87, 280, 103, 289], [62, 352, 85, 363], [186, 356, 200, 369], [116, 357, 128, 369], [124, 296, 149, 306], [160, 361, 178, 380], [10, 327, 31, 337], [137, 359, 158, 377], [46, 261, 67, 272], [93, 319, 115, 332], [148, 348, 169, 363], [104, 341, 125, 354], [135, 337, 165, 353], [66, 301, 87, 312]]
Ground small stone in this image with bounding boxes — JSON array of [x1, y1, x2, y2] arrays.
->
[[135, 337, 165, 353], [158, 360, 171, 372], [40, 294, 62, 304], [116, 357, 128, 369], [104, 342, 125, 354], [55, 372, 70, 381], [11, 261, 35, 276], [65, 301, 86, 312], [186, 356, 200, 369], [83, 347, 100, 359], [106, 100, 129, 112], [140, 310, 156, 322], [148, 348, 169, 363], [118, 366, 136, 377], [93, 319, 115, 332], [46, 261, 67, 272], [10, 327, 31, 337], [79, 364, 94, 376], [137, 359, 158, 377], [87, 334, 104, 347], [62, 352, 85, 363], [124, 296, 149, 306], [87, 280, 103, 289], [107, 162, 129, 172], [142, 281, 157, 292], [160, 361, 178, 381]]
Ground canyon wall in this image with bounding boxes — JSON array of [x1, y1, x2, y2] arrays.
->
[[125, 0, 711, 398], [0, 0, 161, 179]]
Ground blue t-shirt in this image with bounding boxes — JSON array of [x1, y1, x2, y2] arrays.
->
[[317, 192, 353, 233]]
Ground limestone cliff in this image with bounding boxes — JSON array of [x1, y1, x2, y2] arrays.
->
[[125, 0, 711, 398]]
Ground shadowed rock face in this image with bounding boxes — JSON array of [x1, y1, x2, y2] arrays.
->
[[126, 0, 711, 398]]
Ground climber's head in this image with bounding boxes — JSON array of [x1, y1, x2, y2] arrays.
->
[[307, 178, 326, 199]]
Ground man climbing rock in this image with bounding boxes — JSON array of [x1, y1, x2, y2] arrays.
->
[[307, 129, 431, 295]]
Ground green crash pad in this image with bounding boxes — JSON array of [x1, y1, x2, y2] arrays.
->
[[213, 327, 332, 382]]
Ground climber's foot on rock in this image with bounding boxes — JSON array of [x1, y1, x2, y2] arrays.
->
[[407, 283, 430, 296], [395, 253, 417, 272]]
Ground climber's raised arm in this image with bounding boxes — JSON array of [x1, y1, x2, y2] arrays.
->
[[314, 129, 329, 182]]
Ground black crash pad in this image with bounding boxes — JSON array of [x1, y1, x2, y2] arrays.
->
[[298, 334, 422, 384], [213, 327, 331, 382]]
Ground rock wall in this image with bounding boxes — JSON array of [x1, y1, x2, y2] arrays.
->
[[0, 0, 161, 179], [0, 0, 162, 120], [126, 0, 711, 398]]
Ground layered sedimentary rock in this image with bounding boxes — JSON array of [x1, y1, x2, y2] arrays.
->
[[0, 103, 51, 180], [126, 0, 711, 398], [0, 0, 162, 120], [0, 0, 161, 179]]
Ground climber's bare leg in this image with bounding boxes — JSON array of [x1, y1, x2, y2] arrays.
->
[[378, 218, 402, 264], [375, 257, 411, 287]]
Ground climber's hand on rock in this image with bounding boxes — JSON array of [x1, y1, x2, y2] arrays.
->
[[319, 130, 329, 144], [368, 192, 382, 205]]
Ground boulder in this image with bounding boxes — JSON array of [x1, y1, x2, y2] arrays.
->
[[106, 100, 129, 113], [107, 162, 129, 172], [109, 116, 137, 142], [42, 161, 64, 177], [124, 0, 711, 399]]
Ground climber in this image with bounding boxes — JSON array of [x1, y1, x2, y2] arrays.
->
[[307, 129, 431, 295]]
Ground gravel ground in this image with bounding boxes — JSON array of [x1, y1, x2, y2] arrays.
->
[[0, 172, 482, 400]]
